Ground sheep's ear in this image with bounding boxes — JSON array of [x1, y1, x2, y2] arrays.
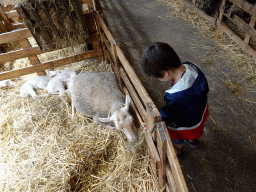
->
[[125, 95, 131, 109], [98, 117, 113, 123], [49, 70, 61, 76]]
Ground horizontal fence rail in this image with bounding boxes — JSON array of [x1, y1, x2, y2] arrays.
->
[[95, 11, 189, 192], [0, 0, 103, 78]]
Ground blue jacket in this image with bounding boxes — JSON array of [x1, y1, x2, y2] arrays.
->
[[160, 62, 209, 130]]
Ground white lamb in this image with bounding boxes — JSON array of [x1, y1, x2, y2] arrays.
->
[[68, 72, 137, 142], [20, 70, 61, 98], [47, 70, 77, 95], [0, 80, 14, 88]]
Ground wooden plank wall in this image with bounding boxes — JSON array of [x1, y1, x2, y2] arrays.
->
[[95, 11, 189, 192], [0, 0, 103, 80], [178, 0, 256, 61]]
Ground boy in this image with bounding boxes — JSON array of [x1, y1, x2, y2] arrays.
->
[[141, 42, 209, 159]]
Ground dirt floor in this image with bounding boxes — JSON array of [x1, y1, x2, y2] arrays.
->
[[98, 0, 256, 191]]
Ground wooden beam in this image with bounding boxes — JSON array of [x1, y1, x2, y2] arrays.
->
[[229, 0, 256, 17], [219, 0, 228, 21], [95, 10, 109, 62], [216, 19, 256, 61], [123, 87, 144, 126], [145, 128, 161, 176], [5, 10, 21, 23], [71, 0, 90, 37], [164, 127, 189, 192], [13, 22, 27, 29], [0, 28, 32, 45], [117, 45, 161, 111], [157, 122, 167, 192], [52, 0, 68, 37], [244, 3, 256, 44], [14, 5, 46, 75], [0, 49, 103, 81], [96, 13, 161, 118], [0, 46, 41, 63], [28, 4, 54, 50], [146, 102, 161, 133], [86, 13, 100, 50], [0, 19, 7, 32], [0, 6, 14, 31], [166, 164, 178, 192], [15, 5, 44, 51], [0, 5, 14, 12], [120, 68, 147, 122], [223, 13, 256, 39], [41, 1, 61, 43]]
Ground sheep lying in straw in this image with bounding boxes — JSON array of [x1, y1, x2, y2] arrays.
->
[[68, 72, 137, 142], [20, 70, 61, 98], [47, 70, 77, 95]]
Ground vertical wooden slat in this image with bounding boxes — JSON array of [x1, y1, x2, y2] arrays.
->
[[218, 0, 227, 21], [164, 127, 189, 192], [0, 5, 14, 31], [145, 128, 161, 179], [157, 122, 167, 192], [41, 1, 61, 43], [166, 164, 179, 192], [53, 0, 68, 36], [15, 5, 43, 50], [85, 12, 103, 60], [146, 102, 160, 132], [244, 3, 256, 44], [120, 68, 147, 121], [60, 0, 77, 33], [0, 19, 7, 33], [95, 13, 109, 63], [71, 0, 90, 38], [28, 4, 54, 50], [110, 40, 123, 91]]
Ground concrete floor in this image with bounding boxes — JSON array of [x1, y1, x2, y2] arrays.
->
[[98, 0, 256, 191]]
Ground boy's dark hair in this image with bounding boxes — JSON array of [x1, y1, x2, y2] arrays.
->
[[141, 42, 181, 78]]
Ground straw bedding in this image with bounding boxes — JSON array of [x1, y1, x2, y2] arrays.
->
[[0, 45, 158, 191]]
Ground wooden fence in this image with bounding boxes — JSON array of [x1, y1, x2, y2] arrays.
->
[[0, 0, 102, 79], [0, 0, 189, 191], [95, 9, 188, 192], [179, 0, 256, 61]]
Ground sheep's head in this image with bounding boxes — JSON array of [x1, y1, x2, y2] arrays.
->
[[48, 70, 62, 77], [98, 95, 137, 142]]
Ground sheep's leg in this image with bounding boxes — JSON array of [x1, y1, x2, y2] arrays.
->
[[21, 85, 37, 97], [94, 114, 115, 130], [71, 99, 75, 119], [105, 125, 115, 130]]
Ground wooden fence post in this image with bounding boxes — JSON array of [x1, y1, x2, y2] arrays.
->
[[244, 3, 256, 44], [156, 122, 167, 192], [110, 40, 123, 91]]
